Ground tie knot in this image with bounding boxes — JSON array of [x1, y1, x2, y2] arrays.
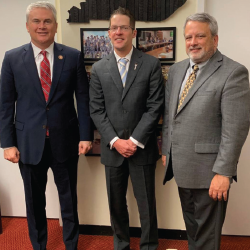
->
[[119, 58, 128, 67], [40, 50, 47, 57], [193, 64, 199, 72]]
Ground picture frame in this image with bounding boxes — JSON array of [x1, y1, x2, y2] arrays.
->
[[158, 63, 173, 125], [85, 63, 92, 83], [161, 62, 173, 83], [85, 130, 101, 156], [80, 28, 113, 61], [136, 27, 176, 61]]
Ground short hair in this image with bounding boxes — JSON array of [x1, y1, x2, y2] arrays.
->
[[109, 7, 135, 29], [184, 13, 218, 37], [26, 1, 57, 22]]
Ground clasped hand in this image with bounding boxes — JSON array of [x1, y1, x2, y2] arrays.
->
[[113, 139, 137, 158]]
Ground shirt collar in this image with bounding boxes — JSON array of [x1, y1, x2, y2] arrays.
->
[[189, 58, 209, 70], [31, 42, 54, 58], [114, 47, 133, 63]]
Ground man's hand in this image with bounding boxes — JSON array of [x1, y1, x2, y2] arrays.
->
[[113, 139, 137, 158], [209, 174, 230, 201], [4, 147, 20, 163], [78, 141, 92, 155], [162, 155, 166, 166]]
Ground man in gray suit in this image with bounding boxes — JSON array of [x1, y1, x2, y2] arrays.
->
[[162, 13, 250, 250], [89, 7, 164, 250]]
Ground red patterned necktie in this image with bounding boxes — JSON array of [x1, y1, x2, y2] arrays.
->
[[40, 50, 51, 102], [40, 51, 51, 136]]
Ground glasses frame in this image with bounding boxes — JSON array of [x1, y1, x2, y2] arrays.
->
[[109, 25, 134, 32]]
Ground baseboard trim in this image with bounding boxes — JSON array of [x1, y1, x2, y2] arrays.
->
[[79, 225, 188, 240]]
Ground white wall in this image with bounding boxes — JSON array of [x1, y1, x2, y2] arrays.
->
[[205, 0, 250, 236], [0, 0, 59, 218]]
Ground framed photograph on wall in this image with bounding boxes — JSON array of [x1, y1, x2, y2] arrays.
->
[[136, 27, 176, 61], [161, 63, 173, 83], [80, 28, 113, 61], [85, 63, 92, 83], [158, 63, 173, 125], [85, 130, 101, 156]]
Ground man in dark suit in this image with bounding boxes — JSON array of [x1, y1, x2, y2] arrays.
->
[[89, 7, 164, 250], [162, 13, 250, 250], [0, 2, 92, 250]]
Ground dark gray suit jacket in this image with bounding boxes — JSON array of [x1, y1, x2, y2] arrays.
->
[[89, 48, 164, 166], [162, 50, 250, 188]]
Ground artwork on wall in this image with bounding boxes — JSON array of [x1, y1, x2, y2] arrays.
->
[[161, 63, 173, 83], [80, 28, 113, 61], [136, 27, 176, 61], [85, 63, 92, 83], [67, 0, 187, 23], [85, 130, 101, 156]]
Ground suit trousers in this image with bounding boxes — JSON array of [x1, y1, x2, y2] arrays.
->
[[178, 187, 228, 250], [19, 138, 79, 250], [105, 159, 158, 250]]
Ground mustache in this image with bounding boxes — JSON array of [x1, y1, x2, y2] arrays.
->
[[189, 46, 202, 51]]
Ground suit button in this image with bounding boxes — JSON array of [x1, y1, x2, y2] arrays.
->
[[42, 125, 46, 129], [123, 110, 127, 114], [46, 107, 49, 111]]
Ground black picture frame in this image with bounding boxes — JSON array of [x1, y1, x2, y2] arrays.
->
[[136, 27, 176, 61], [80, 28, 113, 61], [85, 130, 101, 156]]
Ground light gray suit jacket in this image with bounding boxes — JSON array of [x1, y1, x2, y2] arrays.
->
[[89, 48, 164, 167], [162, 50, 250, 188]]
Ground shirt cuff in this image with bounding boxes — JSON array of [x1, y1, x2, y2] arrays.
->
[[110, 137, 119, 149], [3, 146, 16, 150], [130, 137, 144, 149]]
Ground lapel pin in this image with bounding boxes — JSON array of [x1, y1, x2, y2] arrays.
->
[[58, 55, 63, 60], [134, 63, 138, 70]]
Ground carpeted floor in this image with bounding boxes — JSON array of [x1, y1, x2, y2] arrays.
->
[[0, 217, 250, 249]]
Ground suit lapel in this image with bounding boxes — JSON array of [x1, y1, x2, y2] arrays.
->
[[122, 48, 143, 101], [22, 43, 46, 104], [106, 52, 123, 94], [47, 43, 65, 105], [172, 60, 190, 118], [176, 50, 223, 115]]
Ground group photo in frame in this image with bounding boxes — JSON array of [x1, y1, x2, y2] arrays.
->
[[136, 27, 176, 61], [80, 28, 113, 61]]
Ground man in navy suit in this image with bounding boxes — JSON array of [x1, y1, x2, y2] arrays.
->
[[0, 2, 92, 250]]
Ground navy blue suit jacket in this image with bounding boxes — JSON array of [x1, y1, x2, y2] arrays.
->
[[0, 42, 93, 164]]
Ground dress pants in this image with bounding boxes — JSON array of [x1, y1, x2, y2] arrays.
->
[[105, 159, 158, 250], [178, 187, 228, 250], [19, 138, 79, 250]]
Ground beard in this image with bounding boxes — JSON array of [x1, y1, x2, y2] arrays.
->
[[187, 45, 215, 64]]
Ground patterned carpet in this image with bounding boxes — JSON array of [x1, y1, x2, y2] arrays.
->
[[0, 217, 250, 249]]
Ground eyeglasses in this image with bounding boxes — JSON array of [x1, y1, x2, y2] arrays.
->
[[109, 25, 134, 32]]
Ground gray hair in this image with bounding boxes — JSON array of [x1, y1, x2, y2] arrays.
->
[[26, 1, 57, 22], [184, 13, 218, 37]]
